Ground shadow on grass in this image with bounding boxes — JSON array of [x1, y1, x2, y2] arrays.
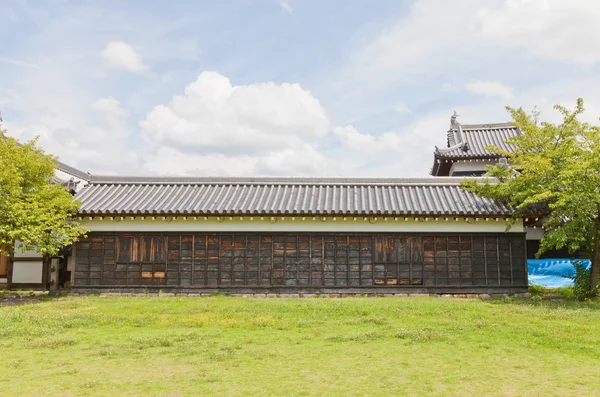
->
[[486, 295, 600, 310]]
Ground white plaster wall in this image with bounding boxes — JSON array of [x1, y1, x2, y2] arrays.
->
[[525, 226, 545, 241], [13, 240, 43, 258], [80, 217, 523, 233], [449, 159, 498, 175], [12, 261, 43, 283], [67, 255, 74, 271]]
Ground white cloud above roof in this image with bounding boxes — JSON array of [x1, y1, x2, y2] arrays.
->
[[276, 0, 293, 14], [466, 80, 515, 100], [101, 41, 147, 73], [395, 103, 412, 114], [91, 96, 128, 128], [141, 71, 331, 175], [344, 0, 483, 85], [334, 125, 402, 156], [478, 0, 600, 66], [4, 0, 600, 179]]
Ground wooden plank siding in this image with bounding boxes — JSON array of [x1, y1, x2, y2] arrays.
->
[[0, 243, 8, 277], [73, 232, 527, 289]]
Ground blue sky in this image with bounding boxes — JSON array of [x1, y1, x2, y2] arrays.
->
[[2, 0, 600, 177]]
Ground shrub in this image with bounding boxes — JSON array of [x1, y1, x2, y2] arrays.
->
[[528, 283, 545, 296], [528, 283, 575, 299], [567, 260, 597, 301]]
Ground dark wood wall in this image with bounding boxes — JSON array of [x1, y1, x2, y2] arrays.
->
[[0, 244, 8, 277], [73, 232, 527, 290]]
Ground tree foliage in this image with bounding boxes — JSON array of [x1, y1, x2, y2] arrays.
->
[[0, 131, 87, 256], [462, 99, 600, 290]]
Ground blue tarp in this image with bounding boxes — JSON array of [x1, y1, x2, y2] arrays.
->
[[527, 258, 591, 288]]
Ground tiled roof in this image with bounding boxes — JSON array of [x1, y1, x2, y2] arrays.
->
[[75, 176, 512, 216], [436, 122, 520, 159], [56, 161, 90, 181]]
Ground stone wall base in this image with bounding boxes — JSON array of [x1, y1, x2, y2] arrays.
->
[[67, 286, 529, 299]]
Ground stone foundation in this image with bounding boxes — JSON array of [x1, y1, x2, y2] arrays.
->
[[67, 287, 530, 299]]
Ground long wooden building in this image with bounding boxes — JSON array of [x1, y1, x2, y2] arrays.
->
[[60, 176, 527, 294], [3, 114, 532, 294]]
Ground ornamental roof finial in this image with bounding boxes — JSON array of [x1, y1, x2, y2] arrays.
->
[[450, 110, 459, 127]]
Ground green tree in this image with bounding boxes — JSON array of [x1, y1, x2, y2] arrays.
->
[[0, 131, 87, 256], [462, 99, 600, 292]]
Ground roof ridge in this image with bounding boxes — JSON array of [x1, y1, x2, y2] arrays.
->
[[84, 176, 478, 186], [56, 160, 90, 181], [459, 122, 516, 130]]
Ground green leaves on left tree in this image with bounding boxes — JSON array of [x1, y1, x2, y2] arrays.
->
[[0, 131, 87, 256]]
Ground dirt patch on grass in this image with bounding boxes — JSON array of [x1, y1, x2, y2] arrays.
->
[[0, 297, 43, 306], [0, 293, 49, 306]]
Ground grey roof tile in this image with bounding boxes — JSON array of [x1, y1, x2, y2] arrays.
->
[[56, 161, 90, 181], [75, 177, 511, 216], [436, 123, 520, 159]]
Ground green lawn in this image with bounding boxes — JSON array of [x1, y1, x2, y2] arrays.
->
[[1, 295, 599, 397]]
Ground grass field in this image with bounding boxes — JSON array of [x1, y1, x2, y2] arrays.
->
[[1, 295, 599, 397]]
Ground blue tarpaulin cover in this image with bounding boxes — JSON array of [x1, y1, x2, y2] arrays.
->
[[527, 258, 591, 288]]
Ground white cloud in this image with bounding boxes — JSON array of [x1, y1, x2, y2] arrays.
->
[[276, 0, 293, 13], [477, 0, 600, 65], [441, 83, 458, 93], [141, 71, 331, 175], [347, 0, 484, 79], [395, 103, 412, 114], [0, 57, 44, 71], [10, 121, 142, 175], [331, 110, 457, 177], [101, 40, 146, 73], [333, 125, 403, 156], [340, 0, 600, 104], [6, 88, 142, 175], [332, 0, 499, 119], [1, 7, 18, 23], [466, 80, 515, 99], [8, 0, 600, 181], [144, 148, 258, 176], [91, 96, 128, 128], [145, 144, 332, 177], [257, 144, 331, 175]]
